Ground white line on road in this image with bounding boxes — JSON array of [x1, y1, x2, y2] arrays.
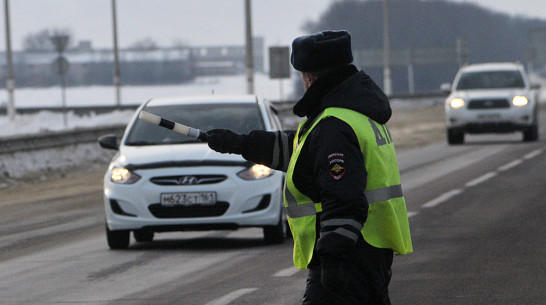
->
[[465, 172, 497, 187], [523, 149, 543, 160], [422, 189, 463, 208], [497, 159, 523, 171], [273, 266, 300, 277], [204, 288, 259, 305], [419, 147, 543, 211], [407, 211, 419, 218]]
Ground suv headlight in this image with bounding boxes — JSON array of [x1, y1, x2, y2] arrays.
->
[[512, 96, 528, 107], [111, 167, 141, 184], [237, 164, 272, 180], [449, 98, 465, 109]]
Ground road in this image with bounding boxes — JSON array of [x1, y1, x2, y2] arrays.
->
[[1, 109, 545, 305]]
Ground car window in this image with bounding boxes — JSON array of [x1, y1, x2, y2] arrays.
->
[[455, 70, 525, 90], [125, 103, 265, 145]]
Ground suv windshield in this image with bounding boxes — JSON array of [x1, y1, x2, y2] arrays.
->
[[456, 70, 525, 90], [125, 103, 265, 145]]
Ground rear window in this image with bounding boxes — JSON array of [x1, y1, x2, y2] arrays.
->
[[455, 70, 525, 90], [125, 103, 265, 145]]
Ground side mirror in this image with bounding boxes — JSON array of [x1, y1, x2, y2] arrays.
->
[[440, 83, 452, 93], [98, 134, 119, 151], [269, 104, 279, 115]]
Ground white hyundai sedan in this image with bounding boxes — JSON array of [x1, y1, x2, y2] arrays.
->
[[98, 95, 287, 249]]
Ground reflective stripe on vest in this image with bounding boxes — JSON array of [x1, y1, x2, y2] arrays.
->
[[285, 184, 404, 219]]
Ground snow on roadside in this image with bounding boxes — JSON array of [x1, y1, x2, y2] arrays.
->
[[0, 74, 294, 138], [0, 110, 136, 137]]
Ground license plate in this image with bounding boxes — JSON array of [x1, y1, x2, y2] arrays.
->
[[477, 113, 501, 121], [160, 192, 217, 206]]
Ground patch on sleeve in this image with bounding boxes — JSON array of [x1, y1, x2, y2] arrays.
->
[[328, 152, 346, 180]]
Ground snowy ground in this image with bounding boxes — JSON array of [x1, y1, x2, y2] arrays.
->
[[1, 73, 544, 182], [0, 73, 295, 137], [2, 72, 545, 138]]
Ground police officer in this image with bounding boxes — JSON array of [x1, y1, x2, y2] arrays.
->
[[206, 30, 412, 305]]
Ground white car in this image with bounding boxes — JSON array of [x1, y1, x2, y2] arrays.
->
[[442, 62, 540, 144], [98, 95, 287, 249]]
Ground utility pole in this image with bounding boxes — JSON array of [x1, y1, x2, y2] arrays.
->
[[244, 0, 255, 94], [382, 0, 392, 96], [50, 34, 70, 127], [112, 0, 121, 106], [3, 0, 15, 121]]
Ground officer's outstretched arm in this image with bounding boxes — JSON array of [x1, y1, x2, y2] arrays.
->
[[206, 129, 294, 172]]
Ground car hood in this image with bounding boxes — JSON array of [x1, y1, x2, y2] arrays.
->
[[451, 88, 529, 100], [116, 143, 246, 167]]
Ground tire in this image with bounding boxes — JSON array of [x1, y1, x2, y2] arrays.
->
[[263, 211, 287, 244], [106, 224, 130, 249], [133, 229, 154, 242], [523, 124, 538, 142], [447, 129, 464, 145]]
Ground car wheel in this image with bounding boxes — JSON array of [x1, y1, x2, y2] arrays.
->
[[447, 129, 464, 145], [523, 124, 538, 142], [133, 229, 154, 242], [263, 211, 287, 244], [106, 223, 130, 250]]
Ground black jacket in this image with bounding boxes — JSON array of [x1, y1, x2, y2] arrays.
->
[[241, 64, 392, 262]]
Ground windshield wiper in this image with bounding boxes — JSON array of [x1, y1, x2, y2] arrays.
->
[[125, 141, 158, 146], [169, 139, 200, 144]]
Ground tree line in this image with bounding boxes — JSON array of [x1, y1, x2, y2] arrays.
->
[[292, 0, 546, 96]]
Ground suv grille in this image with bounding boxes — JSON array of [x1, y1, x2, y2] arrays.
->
[[148, 202, 229, 218], [150, 175, 226, 186], [468, 99, 510, 109]]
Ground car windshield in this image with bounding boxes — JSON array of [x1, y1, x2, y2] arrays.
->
[[455, 70, 525, 90], [125, 103, 265, 145]]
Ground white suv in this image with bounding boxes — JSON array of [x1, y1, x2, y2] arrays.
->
[[442, 62, 540, 144]]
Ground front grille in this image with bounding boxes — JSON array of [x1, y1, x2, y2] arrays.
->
[[468, 99, 510, 109], [150, 175, 226, 186], [148, 202, 229, 218]]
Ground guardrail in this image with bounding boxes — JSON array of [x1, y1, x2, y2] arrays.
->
[[0, 94, 447, 154], [0, 125, 126, 154], [0, 105, 139, 116]]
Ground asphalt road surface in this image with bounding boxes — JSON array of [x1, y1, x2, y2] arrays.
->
[[1, 110, 545, 305]]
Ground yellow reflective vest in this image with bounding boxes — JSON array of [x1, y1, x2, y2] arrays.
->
[[284, 107, 413, 269]]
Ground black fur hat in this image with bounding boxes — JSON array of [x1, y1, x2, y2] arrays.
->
[[290, 30, 353, 72]]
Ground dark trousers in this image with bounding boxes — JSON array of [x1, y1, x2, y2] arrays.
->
[[302, 240, 394, 305]]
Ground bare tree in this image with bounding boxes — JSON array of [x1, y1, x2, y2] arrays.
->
[[129, 37, 158, 50], [22, 28, 72, 52]]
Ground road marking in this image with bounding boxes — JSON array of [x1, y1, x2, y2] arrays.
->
[[523, 149, 542, 160], [407, 211, 419, 218], [422, 189, 463, 208], [419, 147, 543, 211], [204, 288, 258, 305], [497, 159, 523, 171], [465, 172, 497, 187], [273, 266, 300, 277]]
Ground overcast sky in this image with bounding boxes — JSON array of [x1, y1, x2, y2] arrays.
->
[[1, 0, 546, 51]]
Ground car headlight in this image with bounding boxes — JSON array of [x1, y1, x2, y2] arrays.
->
[[449, 98, 465, 109], [237, 164, 272, 180], [111, 167, 141, 184], [512, 96, 528, 107]]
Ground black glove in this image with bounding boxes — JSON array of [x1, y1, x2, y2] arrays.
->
[[321, 254, 350, 294], [206, 129, 244, 154]]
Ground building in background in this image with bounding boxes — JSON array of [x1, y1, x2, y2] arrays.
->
[[0, 37, 264, 88]]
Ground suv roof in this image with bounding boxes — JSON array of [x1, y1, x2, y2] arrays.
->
[[460, 62, 524, 73]]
